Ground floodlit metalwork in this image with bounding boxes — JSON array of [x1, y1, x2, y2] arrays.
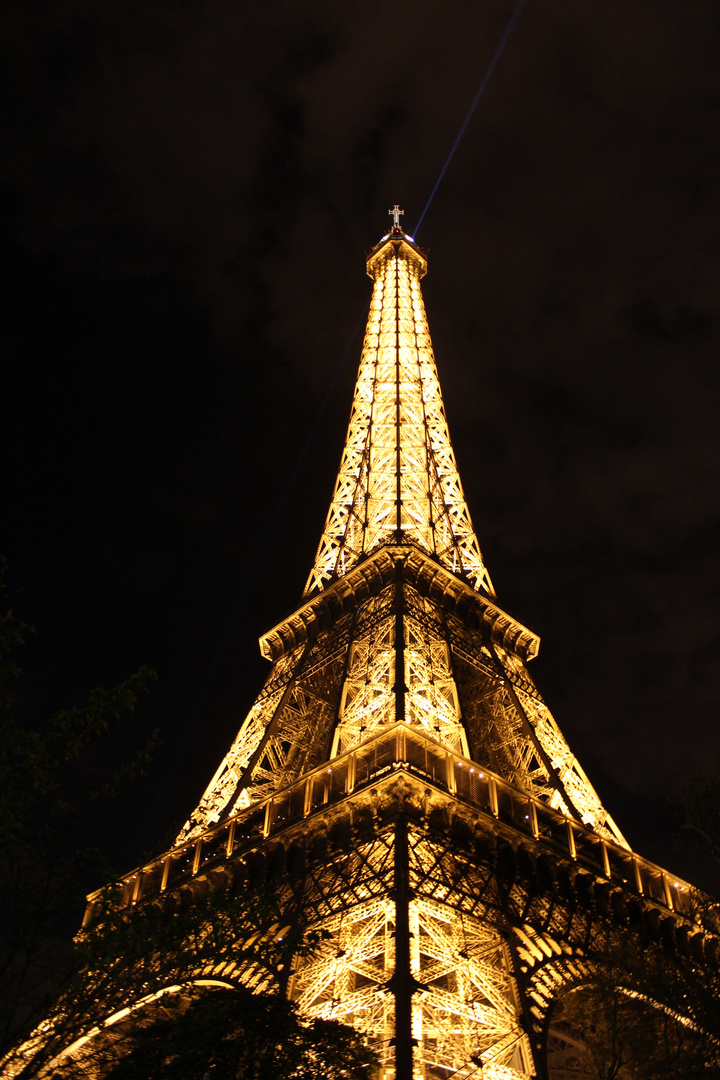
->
[[162, 221, 640, 1080], [7, 215, 712, 1080], [290, 887, 533, 1079], [176, 565, 626, 848], [304, 224, 494, 598]]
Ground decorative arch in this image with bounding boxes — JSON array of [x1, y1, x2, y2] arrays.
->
[[46, 977, 240, 1076]]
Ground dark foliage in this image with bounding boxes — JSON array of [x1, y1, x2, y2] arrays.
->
[[0, 564, 158, 1054], [99, 986, 376, 1080]]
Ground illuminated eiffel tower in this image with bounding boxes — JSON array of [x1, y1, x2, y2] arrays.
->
[[11, 210, 710, 1080]]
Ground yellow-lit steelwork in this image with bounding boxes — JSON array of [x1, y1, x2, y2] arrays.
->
[[305, 228, 493, 598], [290, 890, 533, 1080], [161, 222, 634, 1079], [7, 215, 711, 1080], [178, 225, 624, 852]]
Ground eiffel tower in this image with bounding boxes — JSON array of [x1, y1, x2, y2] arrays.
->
[[11, 210, 710, 1080]]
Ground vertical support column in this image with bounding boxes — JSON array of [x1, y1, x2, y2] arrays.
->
[[303, 775, 313, 817], [263, 799, 273, 838], [662, 873, 674, 911], [601, 841, 611, 879], [394, 817, 414, 1080], [160, 856, 171, 892], [394, 253, 403, 543], [393, 575, 406, 724], [566, 822, 577, 860], [488, 775, 499, 818], [445, 752, 457, 794], [192, 840, 202, 876], [528, 799, 539, 840]]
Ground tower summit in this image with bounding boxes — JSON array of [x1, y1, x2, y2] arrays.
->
[[10, 216, 710, 1080], [305, 207, 493, 599]]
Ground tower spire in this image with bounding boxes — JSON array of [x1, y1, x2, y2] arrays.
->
[[305, 224, 494, 598]]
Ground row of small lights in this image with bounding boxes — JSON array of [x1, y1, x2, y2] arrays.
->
[[456, 762, 484, 778], [118, 750, 687, 896], [454, 762, 685, 890]]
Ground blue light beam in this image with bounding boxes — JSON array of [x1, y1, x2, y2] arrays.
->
[[413, 0, 528, 237]]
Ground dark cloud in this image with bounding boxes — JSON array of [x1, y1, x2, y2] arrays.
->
[[2, 0, 720, 884]]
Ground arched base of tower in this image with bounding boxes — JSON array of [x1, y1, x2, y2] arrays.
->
[[7, 731, 716, 1080]]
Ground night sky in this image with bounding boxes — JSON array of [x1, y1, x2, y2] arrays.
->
[[3, 1, 720, 896]]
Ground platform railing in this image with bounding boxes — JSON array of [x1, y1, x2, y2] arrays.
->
[[86, 722, 696, 922]]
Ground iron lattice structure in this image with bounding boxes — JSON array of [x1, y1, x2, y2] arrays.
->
[[7, 216, 715, 1080], [177, 224, 626, 853]]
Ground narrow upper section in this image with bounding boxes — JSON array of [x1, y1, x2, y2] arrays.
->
[[305, 220, 494, 598]]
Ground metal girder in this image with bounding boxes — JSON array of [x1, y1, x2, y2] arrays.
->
[[180, 561, 625, 855], [13, 227, 707, 1080], [304, 235, 493, 598]]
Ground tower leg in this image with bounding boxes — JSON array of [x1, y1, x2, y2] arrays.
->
[[394, 816, 413, 1080]]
